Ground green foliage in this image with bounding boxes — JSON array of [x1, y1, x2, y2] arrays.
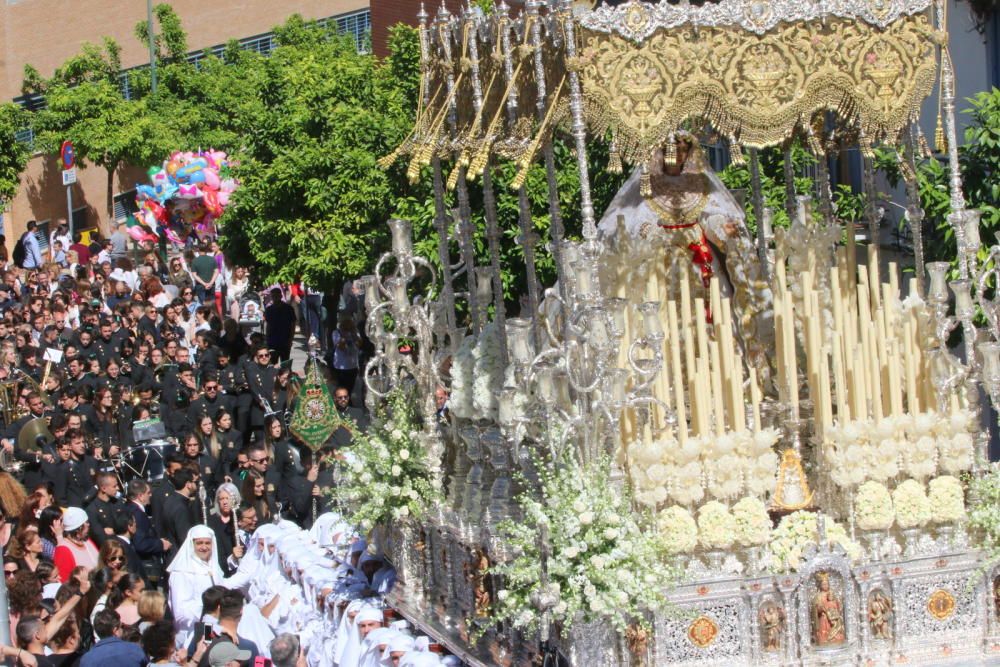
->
[[879, 88, 1000, 266], [219, 18, 418, 287], [25, 39, 178, 216], [968, 463, 1000, 566], [134, 3, 189, 62], [718, 143, 815, 232], [0, 104, 30, 204]]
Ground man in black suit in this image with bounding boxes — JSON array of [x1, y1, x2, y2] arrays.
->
[[162, 468, 197, 561], [186, 372, 235, 428], [331, 386, 369, 449], [85, 472, 122, 547], [110, 511, 144, 578], [245, 347, 276, 443], [127, 479, 170, 558], [3, 391, 52, 489]]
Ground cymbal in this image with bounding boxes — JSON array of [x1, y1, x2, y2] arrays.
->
[[18, 417, 54, 453]]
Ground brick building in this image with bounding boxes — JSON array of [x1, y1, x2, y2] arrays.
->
[[1, 0, 370, 246]]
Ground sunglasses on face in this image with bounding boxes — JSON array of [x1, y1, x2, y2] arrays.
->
[[108, 556, 125, 563]]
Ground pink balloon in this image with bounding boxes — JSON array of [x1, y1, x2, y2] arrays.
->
[[203, 169, 221, 191], [218, 191, 231, 207], [220, 179, 237, 193], [127, 226, 154, 242]]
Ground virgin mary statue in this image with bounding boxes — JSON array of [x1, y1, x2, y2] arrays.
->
[[596, 134, 773, 416]]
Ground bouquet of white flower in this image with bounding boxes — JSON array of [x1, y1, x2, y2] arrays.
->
[[768, 511, 861, 572], [731, 496, 770, 546], [854, 481, 894, 531], [891, 479, 931, 528], [927, 475, 965, 524], [657, 506, 698, 554], [327, 389, 442, 530], [969, 462, 1000, 561], [488, 457, 676, 636], [697, 501, 736, 550]]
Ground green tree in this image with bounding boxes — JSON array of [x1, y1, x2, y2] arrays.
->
[[879, 88, 1000, 266], [0, 103, 30, 204], [24, 40, 178, 217], [220, 19, 428, 287]]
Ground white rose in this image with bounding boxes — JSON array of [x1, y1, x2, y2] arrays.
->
[[553, 601, 568, 616], [391, 465, 402, 477], [603, 527, 618, 540], [391, 429, 404, 441], [579, 511, 594, 525], [497, 590, 510, 601], [572, 500, 586, 513], [399, 449, 410, 461], [563, 546, 579, 559]]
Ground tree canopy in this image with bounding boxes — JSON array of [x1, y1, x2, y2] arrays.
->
[[0, 103, 30, 204]]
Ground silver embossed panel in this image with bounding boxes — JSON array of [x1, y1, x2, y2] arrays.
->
[[895, 573, 978, 639], [654, 599, 749, 665], [577, 0, 934, 40]]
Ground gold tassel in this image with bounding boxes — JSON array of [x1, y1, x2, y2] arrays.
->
[[730, 138, 745, 166], [640, 166, 651, 197], [934, 114, 946, 153], [608, 138, 622, 174]]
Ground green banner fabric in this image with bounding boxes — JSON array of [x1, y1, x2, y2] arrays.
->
[[289, 357, 338, 451]]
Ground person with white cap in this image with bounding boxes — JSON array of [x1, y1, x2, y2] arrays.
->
[[167, 525, 226, 648], [380, 634, 415, 667], [397, 653, 443, 667], [356, 627, 396, 667], [53, 506, 99, 581], [339, 605, 383, 667]]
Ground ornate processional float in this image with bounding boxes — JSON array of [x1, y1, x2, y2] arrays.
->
[[342, 0, 1000, 664]]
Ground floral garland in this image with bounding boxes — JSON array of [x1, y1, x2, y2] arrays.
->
[[823, 410, 976, 488], [968, 462, 1000, 562], [628, 428, 780, 507], [489, 457, 675, 636], [927, 475, 965, 524], [327, 389, 442, 531], [854, 481, 894, 531], [766, 510, 861, 573], [891, 479, 932, 529]]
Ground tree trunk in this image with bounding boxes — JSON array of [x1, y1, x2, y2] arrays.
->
[[106, 162, 117, 235]]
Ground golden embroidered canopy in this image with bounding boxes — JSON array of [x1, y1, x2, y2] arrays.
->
[[382, 0, 943, 184]]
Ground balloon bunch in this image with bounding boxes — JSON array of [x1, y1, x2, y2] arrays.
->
[[132, 150, 237, 245]]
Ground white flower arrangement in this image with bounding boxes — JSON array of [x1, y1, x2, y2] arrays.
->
[[731, 496, 771, 547], [697, 501, 736, 550], [657, 506, 698, 554], [627, 427, 780, 508], [968, 462, 1000, 561], [327, 389, 442, 529], [939, 432, 974, 475], [927, 475, 965, 524], [891, 479, 932, 529], [823, 410, 976, 489], [768, 511, 861, 572], [854, 481, 894, 531], [488, 457, 676, 636]]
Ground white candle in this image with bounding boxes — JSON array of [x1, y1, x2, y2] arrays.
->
[[749, 366, 762, 433], [667, 302, 688, 444]]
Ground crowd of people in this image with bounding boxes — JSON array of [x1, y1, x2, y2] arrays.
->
[[0, 220, 460, 666]]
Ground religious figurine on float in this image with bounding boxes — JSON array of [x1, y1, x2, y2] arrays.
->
[[596, 131, 774, 389]]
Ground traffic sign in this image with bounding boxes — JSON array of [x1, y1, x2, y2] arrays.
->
[[60, 141, 75, 170], [61, 168, 77, 186]]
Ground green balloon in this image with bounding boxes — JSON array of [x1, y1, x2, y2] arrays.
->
[[147, 165, 161, 178]]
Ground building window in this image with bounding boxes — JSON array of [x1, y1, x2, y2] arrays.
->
[[113, 190, 139, 222], [335, 10, 372, 53]]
